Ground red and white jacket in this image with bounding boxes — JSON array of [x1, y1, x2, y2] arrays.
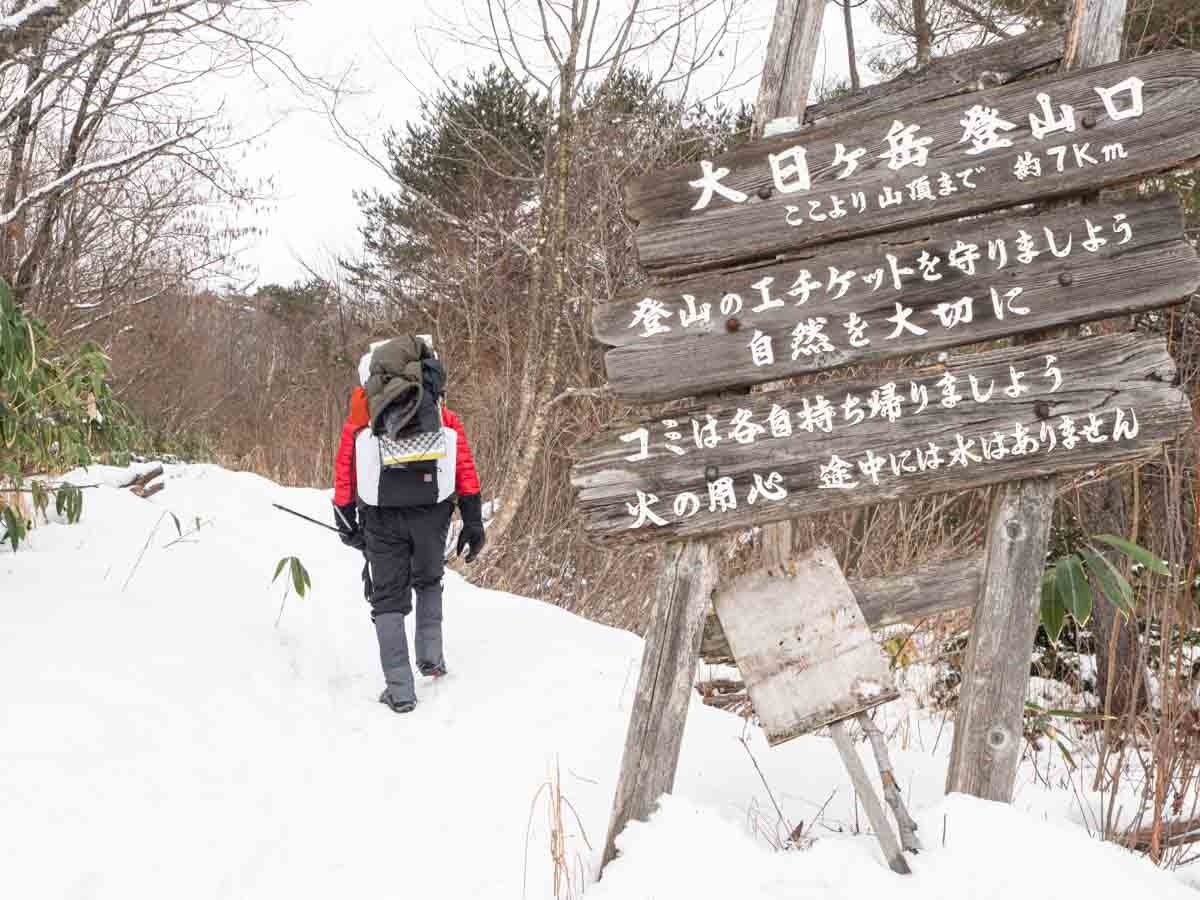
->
[[334, 386, 481, 507]]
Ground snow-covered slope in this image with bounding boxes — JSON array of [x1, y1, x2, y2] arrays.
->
[[1, 465, 1191, 898]]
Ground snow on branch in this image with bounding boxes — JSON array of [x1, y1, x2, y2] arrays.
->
[[0, 1, 90, 63], [0, 0, 67, 32], [0, 130, 196, 227], [63, 283, 170, 335], [0, 1, 202, 133]]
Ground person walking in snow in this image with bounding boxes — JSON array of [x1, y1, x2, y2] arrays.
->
[[331, 336, 486, 713]]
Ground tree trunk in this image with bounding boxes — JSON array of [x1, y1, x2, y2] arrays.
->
[[14, 13, 122, 304], [912, 0, 932, 67], [842, 0, 861, 92], [485, 6, 582, 552], [1091, 473, 1147, 721], [1, 37, 46, 278], [0, 0, 90, 66], [508, 121, 555, 447]]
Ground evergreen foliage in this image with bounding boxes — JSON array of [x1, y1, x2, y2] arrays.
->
[[1, 279, 141, 549]]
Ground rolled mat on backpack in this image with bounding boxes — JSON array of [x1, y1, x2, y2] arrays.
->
[[363, 336, 445, 439]]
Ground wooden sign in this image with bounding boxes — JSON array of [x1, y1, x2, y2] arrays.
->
[[571, 334, 1192, 545], [597, 194, 1200, 401], [713, 546, 899, 745], [626, 51, 1200, 274]]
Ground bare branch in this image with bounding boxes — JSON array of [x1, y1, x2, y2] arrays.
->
[[0, 129, 195, 227], [0, 0, 91, 66]]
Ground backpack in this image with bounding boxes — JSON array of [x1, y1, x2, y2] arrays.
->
[[356, 338, 456, 508]]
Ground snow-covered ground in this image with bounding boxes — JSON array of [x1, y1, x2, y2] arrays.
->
[[1, 464, 1192, 898]]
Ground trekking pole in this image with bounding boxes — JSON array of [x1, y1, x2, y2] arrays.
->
[[272, 502, 341, 533]]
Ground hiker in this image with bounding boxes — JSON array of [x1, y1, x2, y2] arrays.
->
[[331, 336, 486, 713]]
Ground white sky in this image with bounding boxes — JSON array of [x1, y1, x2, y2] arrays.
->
[[220, 0, 892, 288]]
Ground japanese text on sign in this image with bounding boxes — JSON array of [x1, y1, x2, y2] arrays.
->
[[686, 76, 1145, 222], [628, 212, 1133, 370]]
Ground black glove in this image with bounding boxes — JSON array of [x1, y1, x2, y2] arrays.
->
[[361, 559, 373, 602], [334, 502, 366, 551], [455, 493, 486, 563]]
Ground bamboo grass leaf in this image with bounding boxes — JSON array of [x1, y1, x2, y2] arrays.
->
[[1057, 554, 1092, 626], [1094, 534, 1169, 575]]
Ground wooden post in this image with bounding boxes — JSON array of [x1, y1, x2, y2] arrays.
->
[[946, 480, 1056, 800], [752, 0, 826, 137], [945, 0, 1128, 803], [1064, 0, 1126, 69], [752, 0, 826, 555], [830, 720, 911, 875], [601, 540, 717, 868]]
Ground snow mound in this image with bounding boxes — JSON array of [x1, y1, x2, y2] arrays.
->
[[595, 793, 1183, 900], [0, 464, 1192, 899]]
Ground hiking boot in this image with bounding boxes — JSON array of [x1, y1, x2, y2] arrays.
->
[[374, 612, 416, 708], [378, 689, 417, 714], [417, 661, 447, 677]]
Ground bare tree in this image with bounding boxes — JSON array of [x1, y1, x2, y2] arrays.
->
[[0, 0, 310, 338], [453, 0, 751, 552], [868, 0, 1024, 73]]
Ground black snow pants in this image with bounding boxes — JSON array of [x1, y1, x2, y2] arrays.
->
[[361, 501, 453, 703]]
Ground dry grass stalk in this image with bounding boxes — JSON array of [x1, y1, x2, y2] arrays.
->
[[523, 758, 591, 900]]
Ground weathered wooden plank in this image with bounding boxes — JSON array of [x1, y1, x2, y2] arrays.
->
[[945, 478, 1056, 801], [601, 540, 717, 867], [595, 194, 1199, 401], [804, 28, 1065, 130], [626, 51, 1200, 274], [830, 720, 912, 875], [713, 546, 899, 743], [571, 334, 1192, 546], [702, 553, 984, 665], [752, 0, 825, 137]]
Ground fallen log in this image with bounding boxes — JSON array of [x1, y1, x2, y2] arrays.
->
[[120, 465, 164, 491], [1126, 816, 1200, 853], [129, 481, 164, 500]]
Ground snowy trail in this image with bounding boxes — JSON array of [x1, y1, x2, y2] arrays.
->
[[1, 465, 1193, 899]]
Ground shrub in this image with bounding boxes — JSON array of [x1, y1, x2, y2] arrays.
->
[[0, 279, 141, 549]]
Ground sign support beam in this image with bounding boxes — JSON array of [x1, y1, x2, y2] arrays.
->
[[751, 0, 828, 587], [600, 540, 717, 868], [599, 0, 827, 875]]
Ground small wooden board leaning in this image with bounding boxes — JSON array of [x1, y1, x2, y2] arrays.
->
[[715, 545, 920, 874]]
